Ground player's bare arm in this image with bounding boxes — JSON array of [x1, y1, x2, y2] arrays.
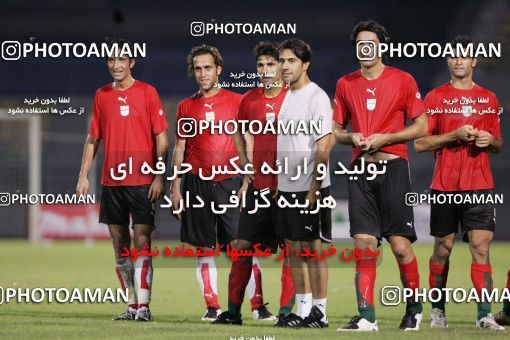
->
[[306, 133, 331, 209], [414, 124, 477, 152], [244, 133, 254, 170], [367, 112, 428, 153], [76, 134, 100, 196], [475, 130, 502, 153], [148, 130, 169, 202], [333, 122, 371, 151], [170, 138, 186, 219], [233, 130, 254, 182], [233, 130, 254, 208]]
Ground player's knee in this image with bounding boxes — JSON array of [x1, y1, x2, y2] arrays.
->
[[110, 231, 127, 245], [287, 241, 304, 259], [434, 239, 454, 260], [353, 235, 377, 251], [443, 238, 454, 253], [434, 248, 451, 262], [470, 244, 490, 263], [235, 239, 252, 251], [133, 235, 150, 250], [391, 243, 412, 261]]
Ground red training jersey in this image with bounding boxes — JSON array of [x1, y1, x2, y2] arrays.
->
[[425, 82, 501, 191], [176, 89, 242, 181], [238, 87, 288, 191], [89, 80, 169, 186], [333, 66, 424, 161]]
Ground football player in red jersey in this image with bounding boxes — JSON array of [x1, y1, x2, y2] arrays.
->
[[76, 39, 169, 322], [170, 45, 270, 322], [212, 41, 292, 325], [334, 21, 428, 332], [415, 35, 504, 331]]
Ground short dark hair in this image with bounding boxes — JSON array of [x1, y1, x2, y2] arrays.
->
[[350, 20, 390, 46], [351, 20, 390, 63], [278, 38, 312, 64], [254, 41, 279, 61], [105, 38, 135, 60], [187, 44, 224, 76], [448, 35, 476, 58], [450, 35, 474, 47]]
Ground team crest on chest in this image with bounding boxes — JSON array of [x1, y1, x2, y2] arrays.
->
[[204, 103, 215, 121], [462, 105, 473, 117], [366, 87, 377, 110], [366, 98, 376, 111], [265, 103, 276, 122], [120, 105, 129, 116], [117, 96, 129, 116]]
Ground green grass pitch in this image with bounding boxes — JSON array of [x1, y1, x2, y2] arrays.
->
[[0, 241, 508, 339]]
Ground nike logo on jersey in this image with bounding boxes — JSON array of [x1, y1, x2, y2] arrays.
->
[[118, 96, 127, 104], [366, 88, 376, 96]]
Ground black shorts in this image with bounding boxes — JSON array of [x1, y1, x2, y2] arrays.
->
[[238, 184, 279, 252], [180, 173, 241, 249], [348, 158, 416, 243], [430, 189, 496, 242], [99, 185, 155, 226], [276, 186, 332, 242]]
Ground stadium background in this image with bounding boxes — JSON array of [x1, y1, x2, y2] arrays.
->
[[1, 1, 509, 338]]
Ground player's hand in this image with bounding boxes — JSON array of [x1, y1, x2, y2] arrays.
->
[[148, 176, 165, 202], [455, 124, 476, 142], [237, 180, 249, 211], [366, 133, 390, 153], [76, 177, 89, 196], [474, 130, 494, 148], [351, 132, 371, 151], [170, 189, 183, 220]]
